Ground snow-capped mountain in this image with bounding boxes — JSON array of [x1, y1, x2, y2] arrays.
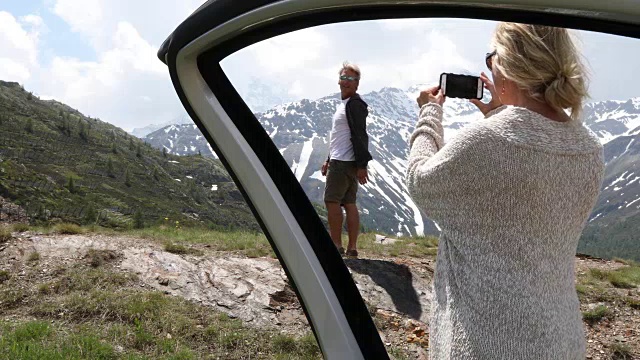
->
[[142, 86, 640, 242], [130, 116, 193, 138], [142, 86, 493, 236], [579, 132, 640, 261], [145, 124, 219, 159], [582, 97, 640, 143]]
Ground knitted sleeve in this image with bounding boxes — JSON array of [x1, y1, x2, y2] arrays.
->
[[406, 103, 490, 222]]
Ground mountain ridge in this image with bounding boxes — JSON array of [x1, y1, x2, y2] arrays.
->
[[142, 84, 640, 260]]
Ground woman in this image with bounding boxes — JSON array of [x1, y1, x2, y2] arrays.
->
[[406, 23, 604, 359]]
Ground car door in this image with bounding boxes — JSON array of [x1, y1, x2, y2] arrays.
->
[[157, 1, 640, 358]]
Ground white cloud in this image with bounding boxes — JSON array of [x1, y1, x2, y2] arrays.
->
[[36, 20, 180, 130], [340, 30, 477, 95], [379, 18, 436, 32], [223, 20, 484, 104], [249, 28, 331, 74], [0, 59, 31, 83], [51, 0, 204, 50], [0, 11, 43, 82], [53, 0, 104, 31], [31, 1, 206, 130]]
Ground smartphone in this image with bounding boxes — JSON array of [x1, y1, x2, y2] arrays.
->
[[440, 73, 483, 100]]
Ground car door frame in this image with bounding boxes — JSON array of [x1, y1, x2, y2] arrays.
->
[[158, 1, 640, 358]]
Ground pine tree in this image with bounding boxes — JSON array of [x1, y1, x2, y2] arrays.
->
[[67, 176, 76, 193], [107, 158, 115, 178], [25, 118, 34, 133], [124, 168, 132, 187], [133, 209, 144, 229], [162, 147, 168, 158], [37, 204, 47, 221], [64, 117, 71, 136], [153, 167, 159, 181], [84, 205, 97, 225], [78, 121, 88, 141], [111, 142, 118, 154], [129, 138, 135, 151], [136, 143, 142, 158]]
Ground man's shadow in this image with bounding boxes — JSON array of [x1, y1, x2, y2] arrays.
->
[[344, 258, 422, 320]]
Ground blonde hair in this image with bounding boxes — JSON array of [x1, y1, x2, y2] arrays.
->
[[339, 61, 361, 79], [492, 23, 588, 120]]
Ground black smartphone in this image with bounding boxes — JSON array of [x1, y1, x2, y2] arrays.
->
[[439, 73, 483, 100]]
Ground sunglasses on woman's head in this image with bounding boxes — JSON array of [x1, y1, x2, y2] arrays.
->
[[485, 50, 497, 70], [339, 75, 360, 81]]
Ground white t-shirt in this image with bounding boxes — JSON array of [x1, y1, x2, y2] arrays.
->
[[329, 98, 355, 161]]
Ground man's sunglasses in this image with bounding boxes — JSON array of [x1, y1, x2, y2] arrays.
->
[[485, 50, 497, 70], [339, 75, 360, 81]]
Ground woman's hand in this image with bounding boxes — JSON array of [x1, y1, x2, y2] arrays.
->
[[470, 72, 503, 116], [417, 86, 445, 108]]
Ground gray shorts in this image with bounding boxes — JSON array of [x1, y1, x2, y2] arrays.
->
[[324, 160, 358, 205]]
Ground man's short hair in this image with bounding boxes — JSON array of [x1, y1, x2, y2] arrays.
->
[[339, 61, 361, 79]]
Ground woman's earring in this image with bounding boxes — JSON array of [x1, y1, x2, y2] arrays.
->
[[501, 77, 506, 94]]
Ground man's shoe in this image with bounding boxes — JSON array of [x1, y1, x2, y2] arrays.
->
[[346, 249, 358, 258], [338, 247, 345, 255]]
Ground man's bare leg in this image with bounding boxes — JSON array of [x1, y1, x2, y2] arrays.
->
[[344, 203, 359, 251], [325, 202, 343, 248]]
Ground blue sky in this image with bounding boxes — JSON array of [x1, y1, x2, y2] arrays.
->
[[6, 1, 90, 61], [2, 1, 640, 131]]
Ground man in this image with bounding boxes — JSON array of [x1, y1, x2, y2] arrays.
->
[[321, 61, 372, 258]]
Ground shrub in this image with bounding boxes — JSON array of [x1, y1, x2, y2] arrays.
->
[[610, 343, 633, 360], [272, 335, 297, 353], [53, 223, 84, 235], [12, 223, 29, 232], [0, 226, 12, 243], [0, 270, 10, 284], [86, 249, 119, 268], [164, 242, 189, 255], [582, 305, 612, 324]]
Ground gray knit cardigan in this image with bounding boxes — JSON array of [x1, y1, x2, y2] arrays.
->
[[406, 103, 604, 359]]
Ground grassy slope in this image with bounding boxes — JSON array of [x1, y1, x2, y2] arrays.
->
[[0, 80, 257, 230]]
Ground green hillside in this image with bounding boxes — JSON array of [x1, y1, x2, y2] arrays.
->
[[0, 80, 257, 230]]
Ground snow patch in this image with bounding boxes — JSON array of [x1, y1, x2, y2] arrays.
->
[[608, 171, 630, 189], [626, 197, 640, 208], [627, 176, 640, 186], [309, 170, 325, 182], [294, 136, 315, 182]]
